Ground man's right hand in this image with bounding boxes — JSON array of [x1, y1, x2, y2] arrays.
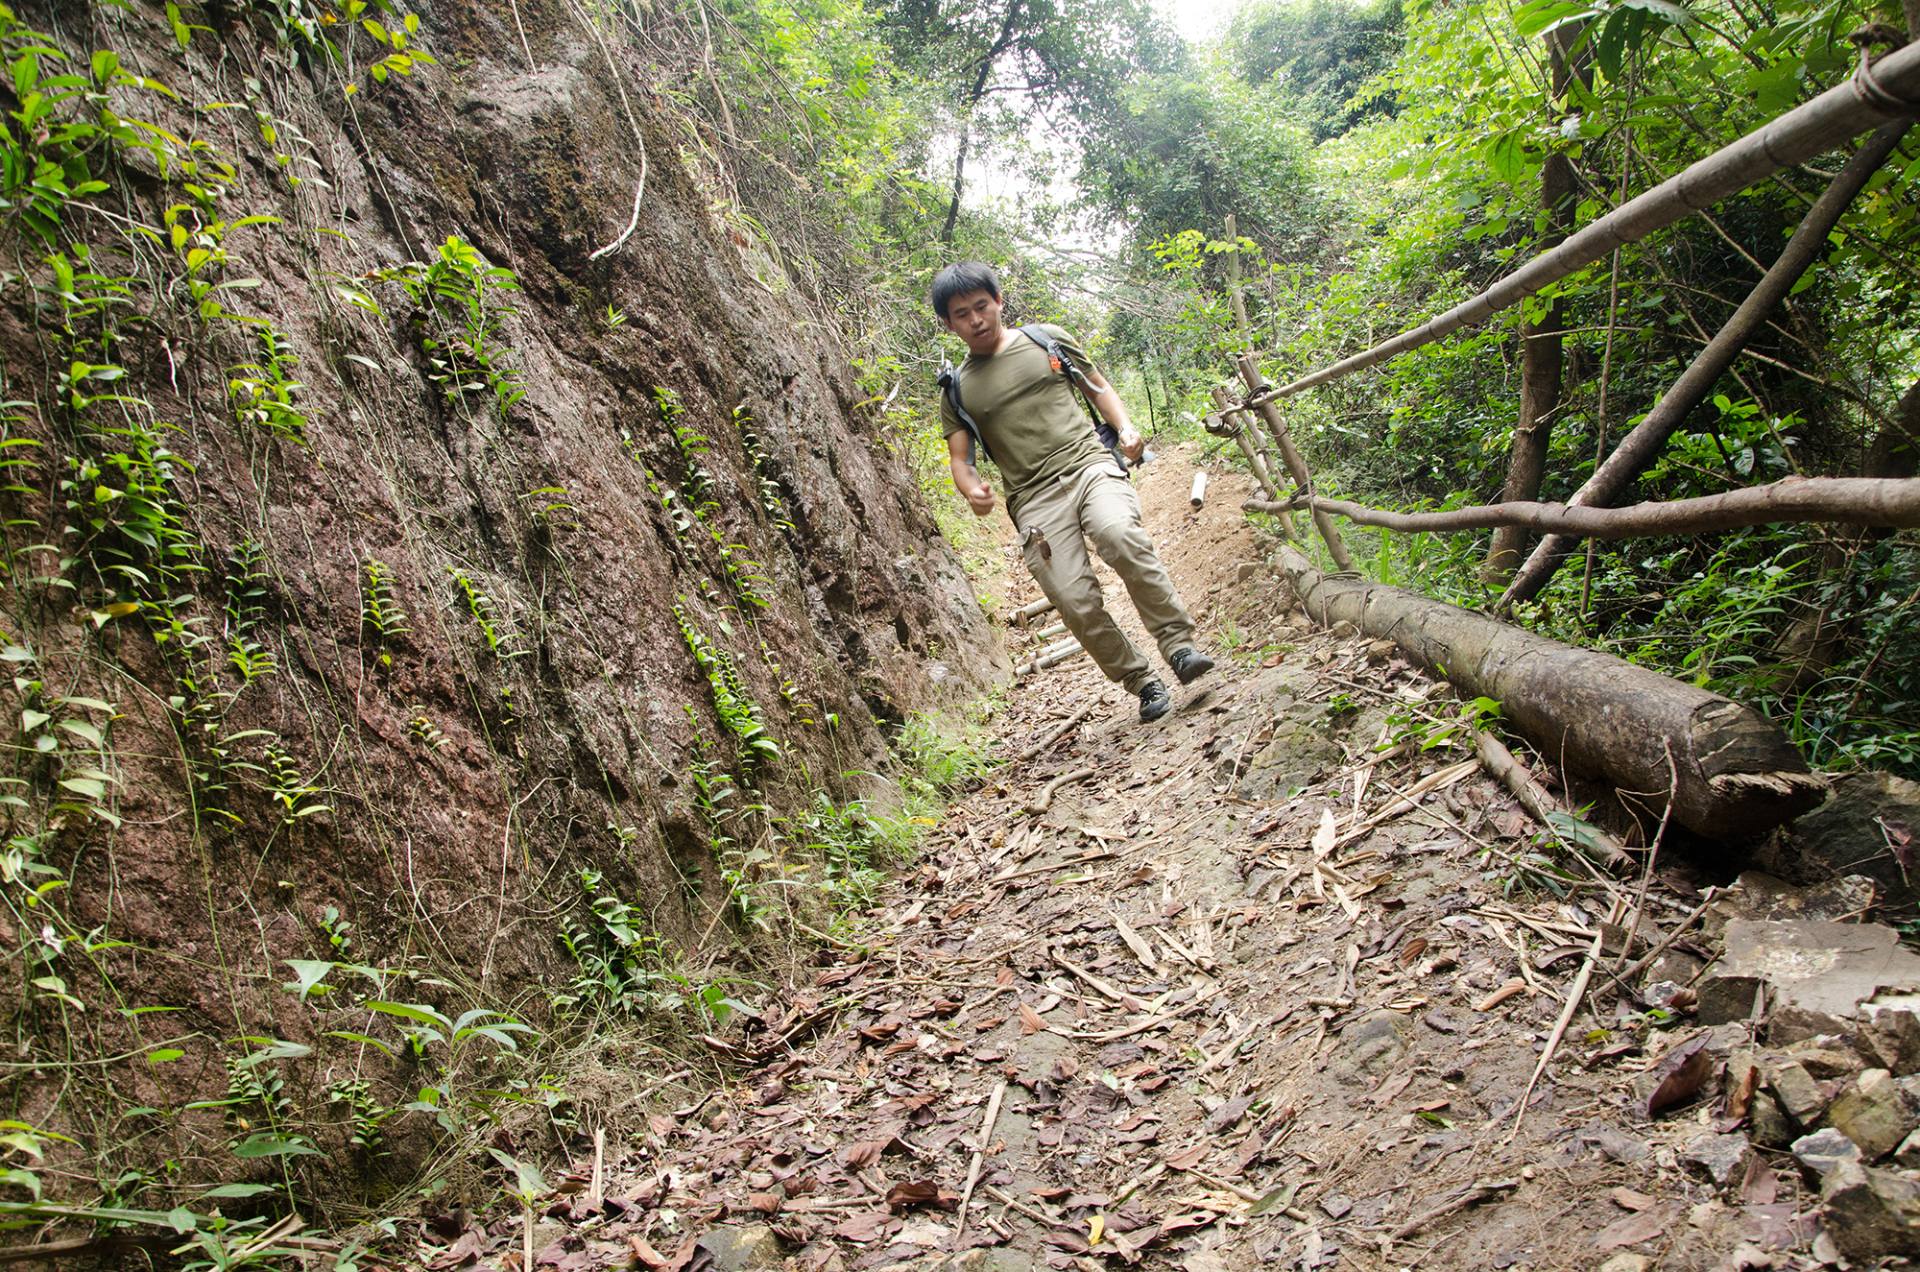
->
[[964, 480, 995, 517]]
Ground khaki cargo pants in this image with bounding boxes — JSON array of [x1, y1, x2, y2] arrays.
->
[[1013, 460, 1196, 694]]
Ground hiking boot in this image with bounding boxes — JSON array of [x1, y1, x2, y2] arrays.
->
[[1138, 678, 1172, 723], [1170, 647, 1215, 685]]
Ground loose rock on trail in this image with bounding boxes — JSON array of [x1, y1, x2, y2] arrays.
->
[[439, 451, 1913, 1271]]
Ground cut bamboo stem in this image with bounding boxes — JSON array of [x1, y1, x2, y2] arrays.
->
[[953, 1080, 1009, 1247], [1016, 641, 1087, 677], [1010, 597, 1055, 627], [1016, 703, 1095, 762]]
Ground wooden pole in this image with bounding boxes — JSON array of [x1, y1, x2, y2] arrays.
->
[[1236, 353, 1355, 571], [1275, 543, 1825, 840], [1498, 118, 1914, 609], [1210, 386, 1281, 501], [1239, 475, 1920, 539], [1224, 213, 1253, 350]]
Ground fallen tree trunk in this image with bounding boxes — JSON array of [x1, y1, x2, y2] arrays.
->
[[1241, 475, 1920, 538], [1276, 544, 1826, 840]]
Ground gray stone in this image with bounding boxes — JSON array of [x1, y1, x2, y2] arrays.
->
[[1330, 1010, 1412, 1084], [1767, 1059, 1831, 1129], [1749, 1091, 1799, 1148], [1597, 1256, 1652, 1272], [941, 1251, 1036, 1271], [1680, 1132, 1753, 1189], [1782, 1040, 1865, 1080], [1238, 715, 1343, 799], [1709, 870, 1879, 932], [1820, 1160, 1920, 1260], [1579, 1124, 1651, 1163], [1792, 1127, 1864, 1181], [1860, 994, 1920, 1075], [1829, 1068, 1919, 1160], [1784, 773, 1920, 910], [697, 1224, 786, 1272], [1894, 1125, 1920, 1169], [1698, 919, 1920, 1043]]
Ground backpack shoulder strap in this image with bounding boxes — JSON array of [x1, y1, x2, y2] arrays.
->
[[938, 362, 989, 466], [1018, 325, 1122, 458]]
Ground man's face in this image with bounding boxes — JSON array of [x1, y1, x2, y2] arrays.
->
[[941, 288, 1004, 356]]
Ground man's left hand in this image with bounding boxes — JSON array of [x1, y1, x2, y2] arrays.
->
[[1117, 425, 1145, 463]]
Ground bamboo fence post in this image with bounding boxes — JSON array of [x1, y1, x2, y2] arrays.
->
[[1210, 386, 1281, 502], [1499, 117, 1915, 609], [1225, 213, 1253, 350], [1235, 353, 1355, 571]]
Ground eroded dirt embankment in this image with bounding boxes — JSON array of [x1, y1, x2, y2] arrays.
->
[[480, 451, 1893, 1272], [0, 0, 994, 1211]]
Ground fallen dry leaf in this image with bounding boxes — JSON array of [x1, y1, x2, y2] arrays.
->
[[1609, 1187, 1655, 1212], [830, 1209, 896, 1243], [1312, 807, 1338, 856], [1644, 1034, 1714, 1119], [1594, 1203, 1679, 1250], [885, 1179, 958, 1211], [1474, 978, 1529, 1012], [1018, 1002, 1049, 1034], [840, 1137, 892, 1169], [1165, 1144, 1208, 1171]]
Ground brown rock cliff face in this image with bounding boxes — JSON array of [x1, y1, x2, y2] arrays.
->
[[0, 0, 996, 1196]]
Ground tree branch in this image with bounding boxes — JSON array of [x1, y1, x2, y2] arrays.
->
[[1243, 476, 1920, 540]]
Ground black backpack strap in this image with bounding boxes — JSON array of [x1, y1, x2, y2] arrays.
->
[[1018, 325, 1126, 469], [938, 363, 989, 467]]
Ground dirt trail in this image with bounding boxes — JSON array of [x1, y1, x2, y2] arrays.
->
[[515, 450, 1802, 1271]]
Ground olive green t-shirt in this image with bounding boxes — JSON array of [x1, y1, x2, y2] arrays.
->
[[941, 324, 1111, 518]]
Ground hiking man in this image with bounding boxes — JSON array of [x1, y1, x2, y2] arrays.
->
[[933, 261, 1213, 722]]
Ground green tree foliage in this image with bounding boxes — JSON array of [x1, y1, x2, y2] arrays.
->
[[1226, 0, 1404, 140], [1079, 60, 1321, 259]]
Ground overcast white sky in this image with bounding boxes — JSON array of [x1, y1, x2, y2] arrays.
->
[[1156, 0, 1244, 44]]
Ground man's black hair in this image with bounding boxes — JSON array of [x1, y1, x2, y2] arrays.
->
[[931, 261, 1001, 320]]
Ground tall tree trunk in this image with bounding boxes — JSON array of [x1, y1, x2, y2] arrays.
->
[[940, 0, 1023, 246], [1485, 32, 1583, 580]]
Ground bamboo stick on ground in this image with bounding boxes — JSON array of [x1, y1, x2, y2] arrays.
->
[[1474, 729, 1631, 869], [1010, 597, 1055, 627], [1016, 643, 1088, 677], [953, 1080, 1009, 1247], [1016, 702, 1095, 762]]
